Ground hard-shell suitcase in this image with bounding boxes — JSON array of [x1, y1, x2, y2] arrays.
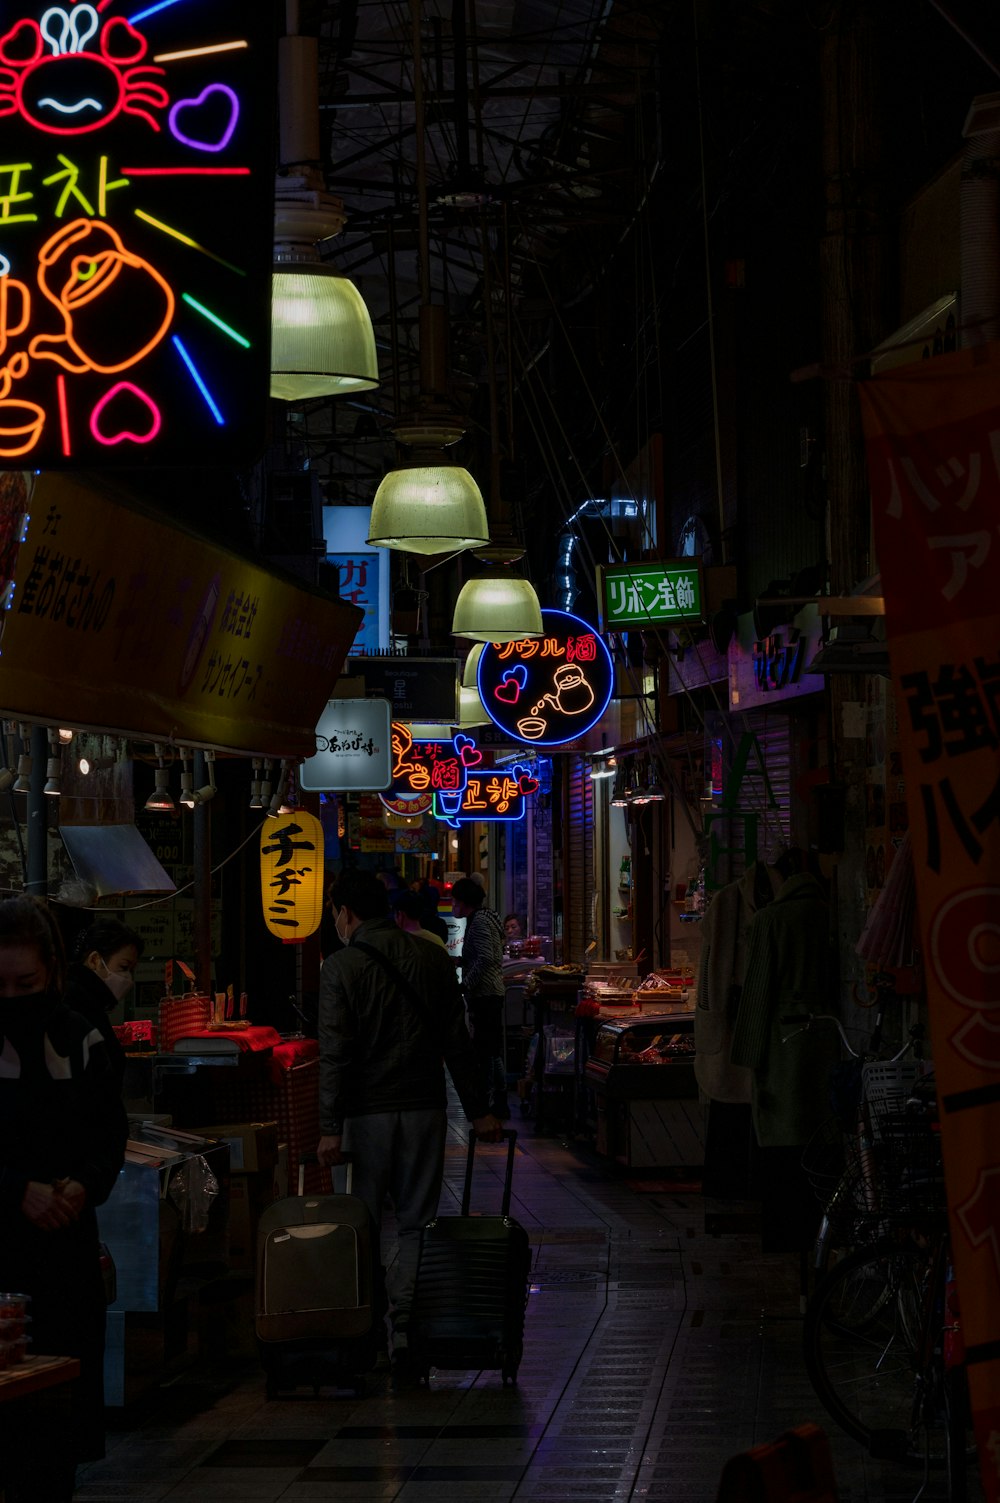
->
[[409, 1129, 531, 1385], [255, 1153, 379, 1397]]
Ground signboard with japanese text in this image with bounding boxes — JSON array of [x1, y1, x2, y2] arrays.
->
[[323, 506, 388, 655], [477, 608, 614, 748], [860, 341, 1000, 1498], [351, 656, 458, 723], [0, 472, 363, 755], [597, 559, 704, 631], [0, 0, 274, 467], [433, 762, 539, 826], [299, 697, 392, 793], [378, 721, 475, 816], [259, 811, 323, 942]]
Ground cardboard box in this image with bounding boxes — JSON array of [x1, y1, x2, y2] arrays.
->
[[193, 1121, 278, 1174]]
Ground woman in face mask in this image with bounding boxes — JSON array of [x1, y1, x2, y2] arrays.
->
[[63, 918, 144, 1090], [0, 896, 128, 1503]]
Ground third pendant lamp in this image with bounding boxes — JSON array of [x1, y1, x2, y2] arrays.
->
[[451, 572, 544, 643]]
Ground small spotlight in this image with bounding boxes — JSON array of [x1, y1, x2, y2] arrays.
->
[[57, 728, 75, 745], [78, 755, 116, 775], [249, 756, 263, 811], [13, 753, 32, 795], [43, 757, 62, 797], [144, 766, 175, 813]]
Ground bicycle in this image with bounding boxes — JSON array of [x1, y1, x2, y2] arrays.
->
[[801, 1081, 977, 1499], [788, 1009, 927, 1273]]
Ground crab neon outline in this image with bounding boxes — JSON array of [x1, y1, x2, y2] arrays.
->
[[0, 6, 169, 135]]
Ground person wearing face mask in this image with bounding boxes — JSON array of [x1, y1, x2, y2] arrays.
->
[[63, 918, 143, 1089], [0, 896, 128, 1502]]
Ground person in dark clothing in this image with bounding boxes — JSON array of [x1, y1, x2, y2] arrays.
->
[[63, 918, 144, 1088], [451, 877, 509, 1120], [317, 870, 501, 1387], [412, 880, 449, 944], [0, 896, 128, 1502]]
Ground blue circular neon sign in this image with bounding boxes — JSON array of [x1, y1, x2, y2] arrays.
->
[[477, 608, 614, 748]]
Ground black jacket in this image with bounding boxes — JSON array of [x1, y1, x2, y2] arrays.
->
[[63, 962, 126, 1087], [318, 915, 489, 1133]]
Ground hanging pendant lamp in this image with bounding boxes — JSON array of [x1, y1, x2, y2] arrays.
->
[[270, 19, 378, 401], [368, 462, 489, 555], [457, 644, 489, 726], [451, 573, 544, 643]]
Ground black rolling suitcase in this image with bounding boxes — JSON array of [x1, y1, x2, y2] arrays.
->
[[255, 1153, 379, 1397], [409, 1129, 531, 1386]]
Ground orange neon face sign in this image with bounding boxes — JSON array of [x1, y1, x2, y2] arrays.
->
[[0, 1, 273, 467]]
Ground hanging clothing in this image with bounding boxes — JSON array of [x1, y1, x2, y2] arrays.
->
[[694, 861, 781, 1105], [730, 873, 840, 1148]]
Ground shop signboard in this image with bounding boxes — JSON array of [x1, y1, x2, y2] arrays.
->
[[323, 506, 389, 654], [433, 762, 539, 826], [860, 340, 1000, 1500], [477, 608, 614, 748], [597, 559, 704, 630], [378, 721, 474, 816], [0, 472, 362, 755], [0, 0, 274, 468], [727, 605, 825, 710], [351, 656, 458, 723], [259, 811, 324, 942], [299, 697, 392, 793]]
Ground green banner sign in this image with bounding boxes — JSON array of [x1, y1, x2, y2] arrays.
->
[[597, 560, 704, 630]]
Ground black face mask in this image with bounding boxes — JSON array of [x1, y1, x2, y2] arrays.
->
[[0, 990, 58, 1036]]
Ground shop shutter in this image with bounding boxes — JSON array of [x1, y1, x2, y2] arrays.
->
[[565, 755, 595, 963], [722, 711, 793, 878]]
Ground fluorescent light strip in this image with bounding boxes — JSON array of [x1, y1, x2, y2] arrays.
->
[[182, 292, 250, 348], [172, 336, 224, 425], [129, 0, 185, 22], [134, 208, 245, 276], [153, 40, 248, 62], [121, 167, 250, 176]]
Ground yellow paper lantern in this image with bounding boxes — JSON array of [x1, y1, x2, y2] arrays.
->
[[260, 811, 325, 942]]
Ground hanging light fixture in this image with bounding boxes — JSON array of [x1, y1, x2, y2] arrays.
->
[[78, 754, 117, 775], [610, 758, 632, 808], [43, 730, 62, 798], [179, 751, 196, 809], [267, 761, 291, 818], [270, 8, 378, 400], [451, 571, 544, 643], [13, 724, 32, 795], [57, 728, 75, 745], [144, 745, 175, 813], [187, 750, 217, 807], [590, 754, 617, 782], [458, 644, 489, 727], [249, 757, 264, 811], [278, 765, 298, 815]]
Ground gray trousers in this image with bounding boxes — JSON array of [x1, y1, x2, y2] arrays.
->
[[341, 1107, 447, 1347]]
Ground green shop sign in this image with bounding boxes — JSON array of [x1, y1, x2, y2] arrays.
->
[[597, 560, 704, 630]]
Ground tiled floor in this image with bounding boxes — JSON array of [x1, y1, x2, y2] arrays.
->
[[74, 1108, 983, 1502]]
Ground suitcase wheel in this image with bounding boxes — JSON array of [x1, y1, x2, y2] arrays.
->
[[501, 1367, 518, 1386]]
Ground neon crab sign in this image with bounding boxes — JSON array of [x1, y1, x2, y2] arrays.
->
[[0, 8, 168, 135], [0, 0, 272, 468]]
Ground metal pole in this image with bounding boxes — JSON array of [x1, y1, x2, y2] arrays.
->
[[26, 725, 48, 895], [192, 750, 212, 990]]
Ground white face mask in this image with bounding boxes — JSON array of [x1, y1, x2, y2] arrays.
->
[[100, 959, 133, 1004], [334, 910, 350, 947]]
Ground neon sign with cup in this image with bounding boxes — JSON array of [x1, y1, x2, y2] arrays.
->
[[477, 608, 614, 747], [0, 0, 273, 466]]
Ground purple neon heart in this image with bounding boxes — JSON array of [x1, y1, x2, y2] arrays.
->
[[168, 84, 240, 154]]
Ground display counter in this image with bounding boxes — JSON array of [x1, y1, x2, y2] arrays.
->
[[97, 1123, 229, 1406], [584, 1011, 704, 1169]]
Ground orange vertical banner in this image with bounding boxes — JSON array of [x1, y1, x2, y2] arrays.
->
[[860, 340, 1000, 1499]]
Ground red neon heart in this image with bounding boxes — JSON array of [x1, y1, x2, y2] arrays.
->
[[494, 679, 521, 705], [456, 740, 482, 768], [518, 774, 539, 795], [90, 382, 161, 446]]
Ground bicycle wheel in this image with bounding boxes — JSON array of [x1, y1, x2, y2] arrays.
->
[[804, 1239, 936, 1464]]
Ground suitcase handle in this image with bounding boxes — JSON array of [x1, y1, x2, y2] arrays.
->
[[463, 1128, 517, 1217], [298, 1150, 354, 1196]]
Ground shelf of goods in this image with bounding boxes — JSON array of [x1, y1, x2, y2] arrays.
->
[[583, 1002, 703, 1170]]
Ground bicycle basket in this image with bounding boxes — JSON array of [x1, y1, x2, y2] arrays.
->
[[845, 1097, 944, 1222], [861, 1059, 923, 1115]]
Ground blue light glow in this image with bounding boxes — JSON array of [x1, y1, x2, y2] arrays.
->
[[172, 336, 225, 425], [129, 0, 186, 22]]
